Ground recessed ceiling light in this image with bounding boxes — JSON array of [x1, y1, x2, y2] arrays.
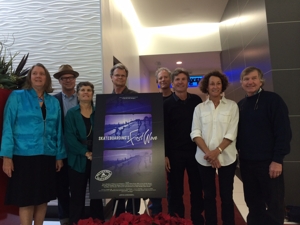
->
[[176, 61, 182, 65]]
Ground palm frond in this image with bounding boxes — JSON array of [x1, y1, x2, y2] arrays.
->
[[0, 40, 29, 90]]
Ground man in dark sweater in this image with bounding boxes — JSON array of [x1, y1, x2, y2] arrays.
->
[[110, 63, 140, 216], [164, 68, 204, 225], [237, 66, 292, 225]]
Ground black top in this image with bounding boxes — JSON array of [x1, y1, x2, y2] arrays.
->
[[112, 86, 137, 94], [82, 115, 93, 151], [164, 92, 202, 157], [237, 90, 292, 164], [41, 103, 46, 120], [163, 93, 173, 101]]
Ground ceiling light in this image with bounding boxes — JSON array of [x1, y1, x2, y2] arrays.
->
[[176, 61, 182, 65]]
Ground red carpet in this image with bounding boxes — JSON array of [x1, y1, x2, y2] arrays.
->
[[157, 171, 246, 225]]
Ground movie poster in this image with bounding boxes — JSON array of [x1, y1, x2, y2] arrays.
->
[[90, 93, 166, 199]]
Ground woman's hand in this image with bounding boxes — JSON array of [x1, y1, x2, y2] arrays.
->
[[165, 157, 171, 172], [211, 159, 221, 169], [56, 159, 63, 172], [204, 149, 220, 163], [85, 152, 92, 161], [2, 157, 14, 177]]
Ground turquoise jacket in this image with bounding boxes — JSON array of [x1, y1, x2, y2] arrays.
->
[[65, 104, 95, 173], [0, 89, 66, 159]]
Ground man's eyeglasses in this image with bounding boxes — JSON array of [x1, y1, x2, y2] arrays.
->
[[113, 74, 127, 78], [60, 76, 75, 81]]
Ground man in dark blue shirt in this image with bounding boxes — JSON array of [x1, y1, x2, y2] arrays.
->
[[237, 66, 292, 225]]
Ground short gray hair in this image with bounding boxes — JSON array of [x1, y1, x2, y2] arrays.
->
[[240, 66, 265, 87], [155, 67, 171, 81]]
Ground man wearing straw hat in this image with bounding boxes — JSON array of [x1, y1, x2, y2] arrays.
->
[[53, 64, 79, 225]]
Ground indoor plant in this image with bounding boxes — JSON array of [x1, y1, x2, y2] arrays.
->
[[0, 38, 29, 136], [0, 39, 29, 90]]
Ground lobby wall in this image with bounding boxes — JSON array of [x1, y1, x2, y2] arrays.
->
[[0, 0, 103, 95], [101, 0, 141, 93], [265, 0, 300, 206], [220, 0, 300, 205]]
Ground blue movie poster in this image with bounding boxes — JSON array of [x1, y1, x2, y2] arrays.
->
[[103, 114, 153, 149], [90, 93, 166, 199]]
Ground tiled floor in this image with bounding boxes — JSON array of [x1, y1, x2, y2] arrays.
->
[[232, 176, 297, 225], [42, 175, 298, 225]]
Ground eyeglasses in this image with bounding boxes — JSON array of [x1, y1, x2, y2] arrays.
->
[[113, 74, 127, 78], [60, 76, 75, 81]]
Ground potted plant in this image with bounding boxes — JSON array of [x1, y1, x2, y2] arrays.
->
[[0, 39, 29, 135]]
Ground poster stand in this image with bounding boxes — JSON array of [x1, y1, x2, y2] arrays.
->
[[112, 198, 150, 216]]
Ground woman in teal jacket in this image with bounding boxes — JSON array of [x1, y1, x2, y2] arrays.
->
[[0, 63, 65, 225], [65, 81, 104, 225]]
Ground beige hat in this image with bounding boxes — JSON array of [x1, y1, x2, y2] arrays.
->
[[53, 64, 79, 79]]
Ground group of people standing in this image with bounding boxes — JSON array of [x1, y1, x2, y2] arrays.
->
[[152, 66, 291, 225], [0, 62, 292, 225]]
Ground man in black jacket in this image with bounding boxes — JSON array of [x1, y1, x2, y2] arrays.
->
[[164, 68, 204, 225], [237, 66, 292, 225], [53, 64, 79, 225]]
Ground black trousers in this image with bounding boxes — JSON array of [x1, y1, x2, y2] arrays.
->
[[168, 151, 204, 225], [56, 158, 70, 220], [69, 162, 104, 225], [240, 159, 285, 225], [198, 160, 237, 225]]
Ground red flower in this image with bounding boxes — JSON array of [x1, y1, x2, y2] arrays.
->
[[77, 213, 193, 225], [77, 217, 103, 225]]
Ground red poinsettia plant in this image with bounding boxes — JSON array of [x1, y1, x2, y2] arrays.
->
[[77, 213, 193, 225]]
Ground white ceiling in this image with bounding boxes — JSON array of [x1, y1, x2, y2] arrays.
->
[[131, 0, 228, 27], [140, 52, 221, 74], [130, 0, 228, 73]]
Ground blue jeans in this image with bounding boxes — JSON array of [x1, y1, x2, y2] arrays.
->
[[240, 159, 285, 225], [198, 159, 237, 225]]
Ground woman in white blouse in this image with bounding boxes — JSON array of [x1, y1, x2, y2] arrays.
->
[[190, 71, 239, 225]]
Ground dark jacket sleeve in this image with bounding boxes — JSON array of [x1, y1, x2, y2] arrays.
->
[[163, 100, 170, 157], [270, 94, 292, 164]]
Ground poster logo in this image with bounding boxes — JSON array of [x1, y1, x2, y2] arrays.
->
[[95, 170, 112, 181]]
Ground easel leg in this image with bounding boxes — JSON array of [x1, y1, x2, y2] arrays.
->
[[113, 199, 118, 216], [131, 198, 135, 215], [143, 199, 150, 215]]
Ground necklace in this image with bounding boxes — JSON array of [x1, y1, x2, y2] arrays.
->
[[87, 125, 92, 137], [38, 94, 44, 102], [213, 101, 219, 107]]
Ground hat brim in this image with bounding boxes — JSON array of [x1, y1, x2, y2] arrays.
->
[[53, 70, 79, 79]]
